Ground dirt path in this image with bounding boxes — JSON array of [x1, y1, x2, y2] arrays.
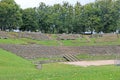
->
[[63, 60, 115, 67]]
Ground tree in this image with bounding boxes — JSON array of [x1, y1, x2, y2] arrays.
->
[[59, 2, 74, 33], [114, 0, 120, 32], [95, 0, 119, 33], [74, 2, 84, 33], [46, 4, 62, 33], [0, 0, 22, 31], [37, 2, 50, 33], [1, 0, 119, 33], [20, 8, 39, 32], [82, 3, 101, 33]]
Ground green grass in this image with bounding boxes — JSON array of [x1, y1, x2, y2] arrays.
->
[[60, 38, 120, 46], [36, 40, 59, 46], [60, 39, 93, 46], [0, 49, 120, 80], [0, 39, 27, 44], [31, 57, 66, 63], [0, 35, 120, 46], [0, 49, 36, 80], [22, 38, 60, 46], [93, 39, 120, 46], [34, 63, 120, 80], [0, 38, 59, 46]]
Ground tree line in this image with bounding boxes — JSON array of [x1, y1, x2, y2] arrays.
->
[[0, 0, 120, 34]]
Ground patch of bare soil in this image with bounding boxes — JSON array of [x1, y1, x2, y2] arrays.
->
[[63, 60, 115, 67]]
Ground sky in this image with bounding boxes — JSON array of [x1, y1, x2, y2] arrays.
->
[[15, 0, 95, 9]]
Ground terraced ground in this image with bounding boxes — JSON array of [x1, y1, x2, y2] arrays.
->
[[0, 44, 119, 61], [0, 32, 120, 62], [0, 32, 120, 80]]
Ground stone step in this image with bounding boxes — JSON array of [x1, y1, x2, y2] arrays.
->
[[63, 54, 79, 62]]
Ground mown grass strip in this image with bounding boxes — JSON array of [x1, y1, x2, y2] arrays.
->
[[0, 49, 120, 80]]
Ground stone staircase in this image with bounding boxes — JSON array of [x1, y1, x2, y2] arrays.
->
[[63, 54, 79, 62]]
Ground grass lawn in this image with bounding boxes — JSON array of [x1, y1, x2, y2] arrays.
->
[[35, 63, 120, 80], [0, 49, 120, 80], [0, 39, 27, 44], [36, 40, 59, 46], [60, 39, 93, 46], [0, 49, 36, 80], [0, 38, 60, 46], [60, 38, 120, 46], [0, 36, 120, 46], [20, 38, 60, 46]]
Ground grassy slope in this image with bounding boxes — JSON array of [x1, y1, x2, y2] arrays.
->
[[0, 32, 120, 46], [1, 32, 120, 46], [0, 49, 120, 80], [0, 39, 27, 44], [0, 37, 120, 46], [0, 38, 60, 46], [0, 49, 36, 80], [60, 38, 120, 46]]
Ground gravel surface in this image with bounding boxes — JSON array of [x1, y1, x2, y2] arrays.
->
[[63, 60, 115, 67]]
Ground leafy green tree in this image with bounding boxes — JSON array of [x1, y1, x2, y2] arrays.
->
[[0, 0, 22, 31], [114, 0, 120, 32], [20, 8, 39, 32], [46, 4, 62, 33], [74, 2, 84, 33], [82, 3, 101, 33], [95, 0, 119, 33], [0, 0, 119, 33], [37, 2, 50, 33], [57, 2, 74, 33]]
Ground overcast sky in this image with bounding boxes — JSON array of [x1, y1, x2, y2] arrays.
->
[[15, 0, 95, 9]]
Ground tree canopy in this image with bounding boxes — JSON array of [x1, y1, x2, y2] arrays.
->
[[0, 0, 120, 33], [0, 0, 22, 31]]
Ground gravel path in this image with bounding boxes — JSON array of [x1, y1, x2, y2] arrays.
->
[[63, 60, 115, 67]]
